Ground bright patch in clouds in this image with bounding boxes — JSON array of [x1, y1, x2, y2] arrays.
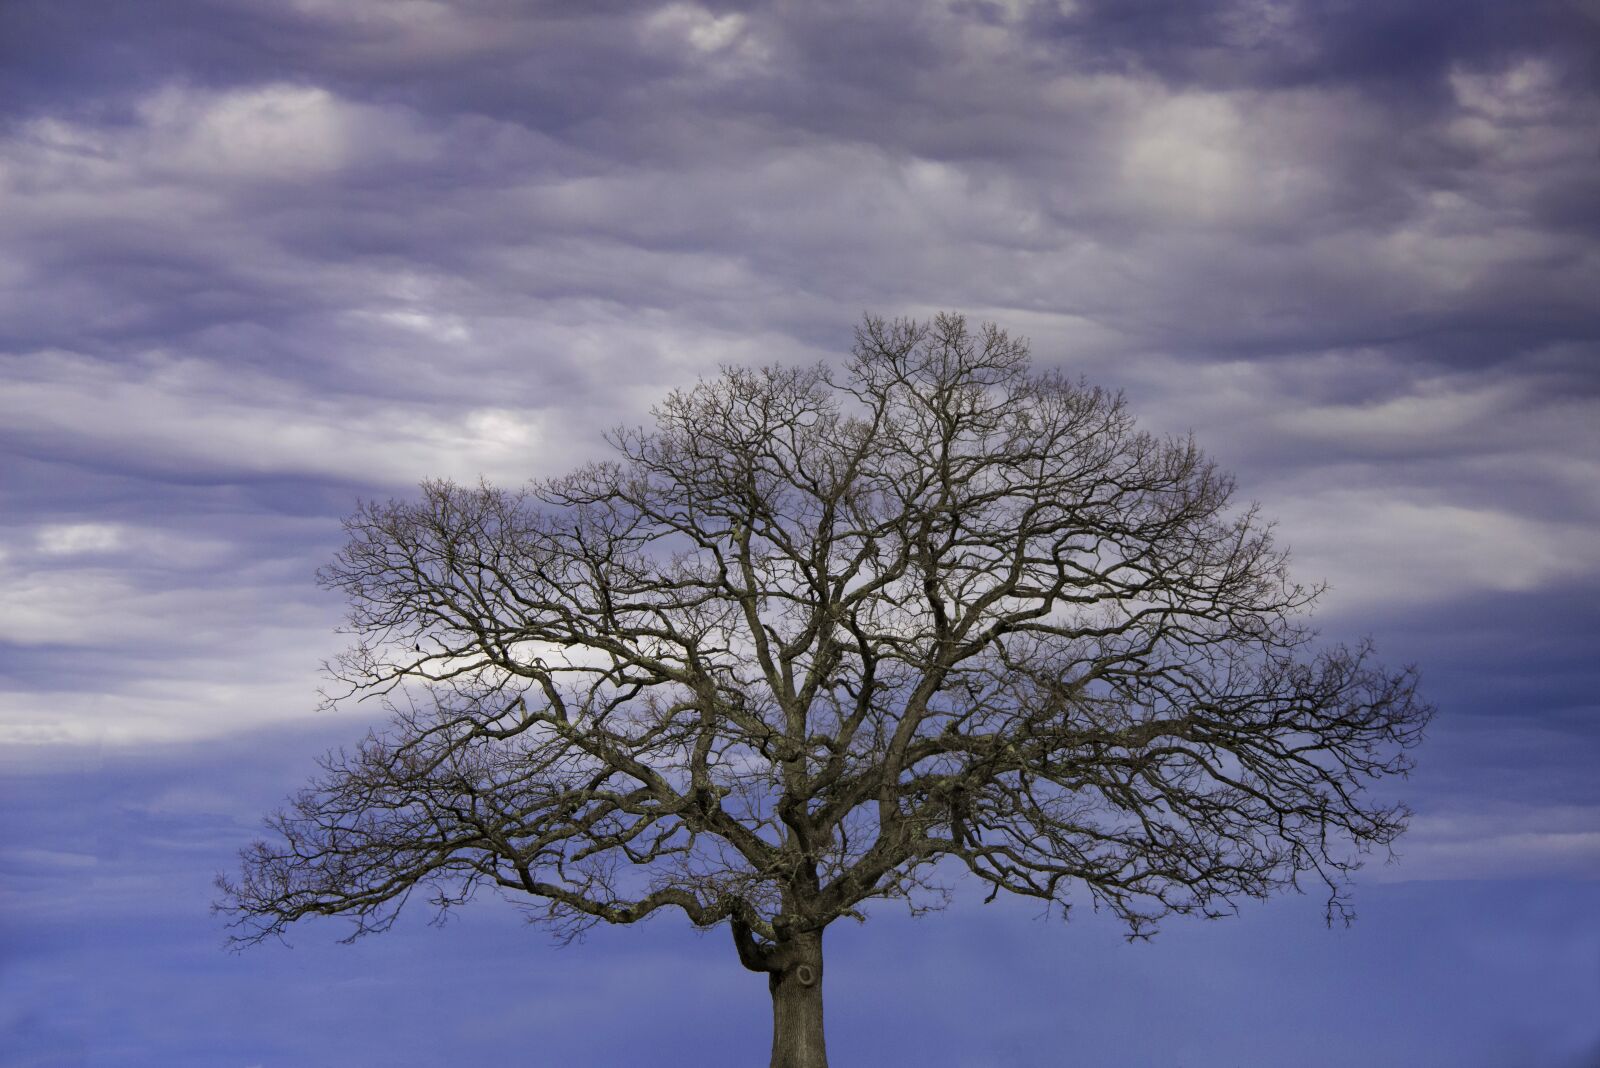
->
[[1119, 92, 1246, 222], [371, 308, 473, 343], [0, 351, 551, 487], [645, 3, 767, 67], [1278, 493, 1599, 611], [140, 85, 353, 179], [36, 523, 123, 555], [1391, 804, 1600, 881], [9, 83, 434, 194]]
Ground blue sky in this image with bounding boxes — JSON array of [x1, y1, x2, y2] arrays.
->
[[1, 1, 1598, 1064]]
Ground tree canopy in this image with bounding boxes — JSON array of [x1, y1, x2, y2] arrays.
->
[[220, 314, 1430, 1068]]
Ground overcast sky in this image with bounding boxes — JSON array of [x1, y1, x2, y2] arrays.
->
[[2, 1, 1598, 1065]]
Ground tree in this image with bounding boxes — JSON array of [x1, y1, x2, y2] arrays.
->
[[219, 314, 1430, 1068]]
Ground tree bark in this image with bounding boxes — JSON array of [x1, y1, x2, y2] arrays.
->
[[766, 929, 827, 1068], [734, 920, 828, 1068]]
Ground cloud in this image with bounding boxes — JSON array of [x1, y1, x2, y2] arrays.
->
[[1391, 805, 1600, 881], [0, 0, 1594, 869], [644, 4, 769, 69], [0, 349, 557, 488], [34, 522, 123, 555], [0, 7, 1596, 1064], [1275, 492, 1599, 609]]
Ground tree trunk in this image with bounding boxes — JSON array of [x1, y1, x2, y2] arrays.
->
[[766, 929, 827, 1068]]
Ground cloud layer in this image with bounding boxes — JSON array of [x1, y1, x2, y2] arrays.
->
[[1, 1, 1597, 1063]]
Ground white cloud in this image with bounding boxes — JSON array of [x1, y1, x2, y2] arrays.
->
[[0, 672, 334, 746], [139, 84, 355, 179], [8, 847, 100, 869], [1450, 57, 1565, 122], [643, 4, 769, 69], [6, 83, 435, 195], [0, 562, 344, 743], [1381, 805, 1600, 882], [368, 308, 473, 343], [36, 523, 124, 555], [1080, 346, 1600, 615], [1278, 372, 1581, 455], [1273, 491, 1599, 611], [0, 349, 555, 487], [1118, 91, 1249, 223]]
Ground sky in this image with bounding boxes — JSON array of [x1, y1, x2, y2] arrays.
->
[[1, 0, 1598, 1064]]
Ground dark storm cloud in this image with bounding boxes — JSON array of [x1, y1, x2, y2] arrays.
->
[[1019, 0, 1600, 90], [8, 0, 1596, 375]]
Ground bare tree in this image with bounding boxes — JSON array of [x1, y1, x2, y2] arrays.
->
[[219, 314, 1430, 1068]]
